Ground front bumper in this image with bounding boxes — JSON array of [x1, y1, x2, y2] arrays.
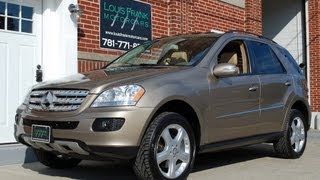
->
[[15, 105, 154, 160]]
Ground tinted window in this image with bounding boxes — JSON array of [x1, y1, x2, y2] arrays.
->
[[22, 20, 32, 33], [0, 2, 34, 34], [0, 16, 4, 29], [248, 41, 285, 74], [8, 3, 19, 17], [7, 17, 19, 31], [22, 6, 33, 19], [0, 1, 4, 30], [0, 2, 5, 15], [278, 47, 302, 74], [8, 18, 19, 31]]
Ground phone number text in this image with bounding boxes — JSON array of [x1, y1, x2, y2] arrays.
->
[[102, 38, 140, 50]]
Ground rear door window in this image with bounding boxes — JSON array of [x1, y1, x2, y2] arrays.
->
[[247, 41, 286, 74]]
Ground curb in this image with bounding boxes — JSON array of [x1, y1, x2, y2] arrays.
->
[[0, 144, 37, 166]]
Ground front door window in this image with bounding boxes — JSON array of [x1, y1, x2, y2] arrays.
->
[[217, 40, 250, 75]]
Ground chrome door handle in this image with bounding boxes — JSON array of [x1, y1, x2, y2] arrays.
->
[[285, 81, 291, 86], [249, 85, 258, 92]]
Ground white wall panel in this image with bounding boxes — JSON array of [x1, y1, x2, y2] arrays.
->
[[0, 43, 8, 126], [263, 0, 304, 64]]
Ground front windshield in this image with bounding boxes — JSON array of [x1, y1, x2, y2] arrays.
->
[[107, 36, 216, 68]]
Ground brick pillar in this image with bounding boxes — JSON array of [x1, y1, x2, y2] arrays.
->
[[168, 0, 183, 35], [168, 0, 194, 35], [245, 0, 262, 35], [308, 0, 320, 112]]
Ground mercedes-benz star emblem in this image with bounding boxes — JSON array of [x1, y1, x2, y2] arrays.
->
[[41, 91, 57, 110]]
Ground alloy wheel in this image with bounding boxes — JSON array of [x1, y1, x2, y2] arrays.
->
[[290, 117, 306, 153], [156, 124, 191, 179]]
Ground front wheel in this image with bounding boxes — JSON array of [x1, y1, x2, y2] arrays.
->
[[273, 109, 307, 159], [134, 112, 196, 180]]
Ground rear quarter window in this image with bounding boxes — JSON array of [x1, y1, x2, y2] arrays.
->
[[278, 47, 303, 75]]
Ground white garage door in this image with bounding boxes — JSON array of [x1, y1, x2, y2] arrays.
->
[[263, 0, 304, 64], [0, 0, 42, 143]]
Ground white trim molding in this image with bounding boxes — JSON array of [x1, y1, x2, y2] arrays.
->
[[42, 0, 78, 81], [220, 0, 245, 8], [311, 112, 320, 130]]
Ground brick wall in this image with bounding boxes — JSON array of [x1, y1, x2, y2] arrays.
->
[[77, 0, 262, 72], [78, 59, 109, 73], [193, 0, 245, 33], [308, 0, 320, 112], [245, 0, 262, 35]]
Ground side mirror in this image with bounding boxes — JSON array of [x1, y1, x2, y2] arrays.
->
[[299, 63, 306, 69], [213, 63, 239, 77]]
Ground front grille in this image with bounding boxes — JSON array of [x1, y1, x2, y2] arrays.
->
[[23, 119, 79, 130], [28, 89, 89, 112]]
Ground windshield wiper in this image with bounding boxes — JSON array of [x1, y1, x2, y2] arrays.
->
[[137, 63, 159, 66], [106, 63, 166, 69]]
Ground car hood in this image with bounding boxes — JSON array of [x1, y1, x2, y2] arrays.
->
[[32, 66, 190, 94]]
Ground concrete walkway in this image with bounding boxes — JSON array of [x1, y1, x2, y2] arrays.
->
[[0, 130, 319, 180]]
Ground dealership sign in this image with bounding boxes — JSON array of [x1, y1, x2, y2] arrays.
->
[[100, 0, 152, 51]]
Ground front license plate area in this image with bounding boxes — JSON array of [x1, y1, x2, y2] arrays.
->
[[31, 125, 51, 143]]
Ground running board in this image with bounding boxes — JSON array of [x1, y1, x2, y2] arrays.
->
[[199, 132, 283, 154]]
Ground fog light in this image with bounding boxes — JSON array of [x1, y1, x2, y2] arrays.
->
[[92, 118, 125, 132]]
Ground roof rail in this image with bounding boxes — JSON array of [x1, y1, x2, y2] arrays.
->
[[225, 30, 277, 44]]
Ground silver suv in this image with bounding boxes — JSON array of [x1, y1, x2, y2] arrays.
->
[[15, 31, 310, 179]]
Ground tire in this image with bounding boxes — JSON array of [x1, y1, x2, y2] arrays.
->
[[133, 112, 196, 180], [273, 109, 307, 159], [34, 149, 82, 169]]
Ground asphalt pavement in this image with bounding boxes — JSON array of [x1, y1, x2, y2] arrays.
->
[[0, 130, 319, 180]]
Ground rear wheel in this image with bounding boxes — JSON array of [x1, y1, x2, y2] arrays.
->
[[133, 112, 196, 180], [273, 109, 307, 159], [34, 149, 81, 169]]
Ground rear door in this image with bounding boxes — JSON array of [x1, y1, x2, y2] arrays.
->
[[246, 41, 292, 133]]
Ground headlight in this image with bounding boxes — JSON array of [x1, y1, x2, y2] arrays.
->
[[91, 85, 145, 107]]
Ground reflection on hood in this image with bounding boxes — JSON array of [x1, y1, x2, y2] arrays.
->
[[32, 73, 89, 89]]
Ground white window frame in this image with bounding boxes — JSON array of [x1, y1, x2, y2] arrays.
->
[[0, 1, 34, 35]]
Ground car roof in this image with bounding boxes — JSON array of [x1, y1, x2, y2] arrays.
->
[[156, 30, 277, 45], [156, 33, 221, 40]]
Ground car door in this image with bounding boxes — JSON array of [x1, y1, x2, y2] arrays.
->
[[246, 40, 292, 134], [208, 40, 261, 143]]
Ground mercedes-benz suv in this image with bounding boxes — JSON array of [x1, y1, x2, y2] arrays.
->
[[15, 31, 310, 180]]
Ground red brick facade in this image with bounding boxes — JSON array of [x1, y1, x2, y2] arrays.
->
[[77, 0, 252, 72], [244, 0, 262, 34], [78, 0, 248, 55], [77, 0, 320, 112], [78, 59, 108, 73], [308, 0, 320, 112]]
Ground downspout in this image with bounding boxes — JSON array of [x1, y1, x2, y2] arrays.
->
[[301, 0, 308, 80], [303, 0, 311, 104]]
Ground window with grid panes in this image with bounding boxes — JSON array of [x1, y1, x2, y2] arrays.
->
[[0, 1, 33, 33]]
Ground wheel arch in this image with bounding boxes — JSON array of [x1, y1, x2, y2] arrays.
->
[[291, 100, 311, 130], [142, 99, 202, 150]]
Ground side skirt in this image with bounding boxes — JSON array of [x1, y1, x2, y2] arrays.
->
[[199, 132, 283, 154]]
